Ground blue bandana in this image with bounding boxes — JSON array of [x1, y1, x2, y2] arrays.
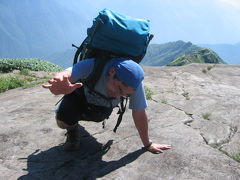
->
[[106, 58, 144, 89]]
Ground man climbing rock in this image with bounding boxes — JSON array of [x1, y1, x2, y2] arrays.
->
[[42, 57, 171, 153]]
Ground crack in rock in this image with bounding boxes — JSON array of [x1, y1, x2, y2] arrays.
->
[[165, 103, 194, 126], [164, 102, 238, 160], [200, 126, 238, 148], [219, 126, 238, 147]]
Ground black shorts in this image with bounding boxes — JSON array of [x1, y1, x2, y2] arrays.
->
[[56, 88, 113, 126]]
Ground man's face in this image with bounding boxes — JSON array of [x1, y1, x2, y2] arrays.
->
[[106, 67, 134, 98]]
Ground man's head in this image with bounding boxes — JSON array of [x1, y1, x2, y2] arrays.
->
[[106, 58, 144, 98]]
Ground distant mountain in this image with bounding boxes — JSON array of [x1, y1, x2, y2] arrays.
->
[[46, 40, 225, 68], [141, 40, 201, 66], [199, 43, 240, 65], [167, 48, 226, 66], [0, 0, 87, 59]]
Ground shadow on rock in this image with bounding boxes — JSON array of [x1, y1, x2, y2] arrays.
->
[[18, 126, 145, 180]]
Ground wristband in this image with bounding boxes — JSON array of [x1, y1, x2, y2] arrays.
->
[[144, 140, 152, 149]]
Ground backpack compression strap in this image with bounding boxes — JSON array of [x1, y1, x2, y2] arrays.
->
[[113, 96, 128, 133]]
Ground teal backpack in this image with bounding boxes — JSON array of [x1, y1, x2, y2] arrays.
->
[[72, 9, 153, 132]]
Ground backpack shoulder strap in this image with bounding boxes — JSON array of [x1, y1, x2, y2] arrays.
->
[[82, 55, 109, 91]]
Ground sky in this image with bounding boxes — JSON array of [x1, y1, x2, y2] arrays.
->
[[60, 0, 240, 45]]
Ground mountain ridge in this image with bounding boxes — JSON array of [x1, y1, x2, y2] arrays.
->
[[141, 41, 201, 66], [44, 40, 227, 68], [167, 48, 225, 66]]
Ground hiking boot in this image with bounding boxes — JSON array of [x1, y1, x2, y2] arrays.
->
[[64, 124, 81, 151]]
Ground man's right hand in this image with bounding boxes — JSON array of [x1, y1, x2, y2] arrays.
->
[[42, 75, 83, 95]]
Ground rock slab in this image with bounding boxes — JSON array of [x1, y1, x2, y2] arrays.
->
[[0, 63, 240, 180]]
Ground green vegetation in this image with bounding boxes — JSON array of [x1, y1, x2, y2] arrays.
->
[[0, 68, 51, 93], [219, 148, 240, 163], [144, 85, 154, 100], [0, 59, 61, 93], [141, 40, 201, 66], [161, 97, 168, 104], [19, 68, 34, 76], [207, 65, 214, 71], [233, 153, 240, 163], [0, 58, 63, 73], [202, 113, 211, 120], [0, 76, 26, 93], [202, 69, 207, 73], [202, 65, 215, 74], [167, 48, 225, 66]]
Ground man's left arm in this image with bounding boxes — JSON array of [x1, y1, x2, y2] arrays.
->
[[132, 109, 171, 153]]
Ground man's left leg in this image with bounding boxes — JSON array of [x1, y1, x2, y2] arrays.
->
[[55, 91, 85, 151], [56, 119, 81, 151]]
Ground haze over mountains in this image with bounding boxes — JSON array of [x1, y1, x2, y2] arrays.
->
[[0, 0, 239, 67], [199, 43, 240, 65], [0, 0, 87, 58]]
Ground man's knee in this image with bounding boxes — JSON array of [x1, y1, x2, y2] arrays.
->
[[55, 111, 79, 129], [56, 118, 73, 129]]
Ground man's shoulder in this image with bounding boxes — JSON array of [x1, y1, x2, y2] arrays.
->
[[71, 58, 96, 81]]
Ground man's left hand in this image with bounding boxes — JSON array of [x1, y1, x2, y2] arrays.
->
[[147, 143, 171, 154]]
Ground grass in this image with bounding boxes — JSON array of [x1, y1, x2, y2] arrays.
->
[[233, 153, 240, 163], [144, 85, 154, 100], [23, 79, 50, 88], [18, 68, 35, 76], [202, 65, 214, 74], [219, 148, 240, 163], [202, 69, 207, 73], [161, 97, 168, 104], [0, 58, 63, 73], [202, 113, 211, 120], [207, 65, 213, 71], [0, 76, 26, 93], [0, 68, 51, 93], [0, 58, 61, 93]]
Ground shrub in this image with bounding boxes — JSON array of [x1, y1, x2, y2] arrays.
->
[[207, 65, 213, 71], [202, 69, 207, 73], [0, 58, 63, 73], [0, 59, 64, 93], [19, 69, 32, 76]]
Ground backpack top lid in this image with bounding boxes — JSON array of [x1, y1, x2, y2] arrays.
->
[[87, 8, 151, 60], [106, 58, 144, 89]]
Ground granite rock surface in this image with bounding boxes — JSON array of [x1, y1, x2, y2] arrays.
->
[[1, 63, 240, 180]]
